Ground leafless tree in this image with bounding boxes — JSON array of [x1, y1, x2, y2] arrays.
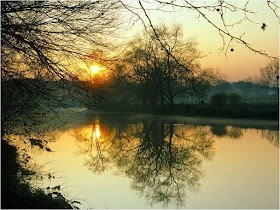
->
[[121, 0, 279, 58], [1, 0, 123, 131], [2, 0, 279, 129], [118, 0, 279, 105], [124, 24, 202, 108], [259, 58, 279, 95], [1, 0, 122, 80]]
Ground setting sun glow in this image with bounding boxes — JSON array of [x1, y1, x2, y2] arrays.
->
[[90, 65, 100, 74]]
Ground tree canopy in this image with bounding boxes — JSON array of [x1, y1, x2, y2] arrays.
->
[[124, 24, 202, 107], [1, 0, 122, 81]]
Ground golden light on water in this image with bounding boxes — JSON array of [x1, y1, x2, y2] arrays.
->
[[93, 121, 101, 139], [90, 65, 100, 74]]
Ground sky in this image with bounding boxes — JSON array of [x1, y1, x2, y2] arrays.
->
[[122, 0, 279, 82]]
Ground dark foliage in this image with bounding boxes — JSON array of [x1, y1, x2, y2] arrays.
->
[[1, 140, 72, 209], [154, 103, 278, 120], [210, 92, 228, 106], [228, 93, 243, 105]]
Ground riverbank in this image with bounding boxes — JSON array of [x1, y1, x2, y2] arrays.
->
[[154, 103, 279, 120], [89, 103, 279, 120], [1, 139, 74, 209]]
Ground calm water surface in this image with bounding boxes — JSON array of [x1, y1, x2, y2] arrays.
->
[[16, 112, 280, 208]]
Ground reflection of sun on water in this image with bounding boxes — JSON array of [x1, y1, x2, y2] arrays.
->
[[93, 124, 101, 139], [77, 120, 101, 140], [92, 119, 101, 140], [90, 65, 100, 74]]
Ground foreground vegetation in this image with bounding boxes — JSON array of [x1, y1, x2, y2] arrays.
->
[[1, 140, 74, 209]]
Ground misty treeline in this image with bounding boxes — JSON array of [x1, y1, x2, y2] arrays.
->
[[87, 26, 279, 109], [1, 0, 279, 131], [1, 0, 122, 133]]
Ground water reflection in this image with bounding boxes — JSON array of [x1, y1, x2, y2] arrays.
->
[[227, 127, 243, 139], [73, 120, 215, 207], [211, 125, 228, 137], [112, 122, 215, 207], [210, 124, 279, 146], [210, 125, 243, 139], [7, 114, 278, 208], [260, 129, 279, 147], [72, 119, 113, 173]]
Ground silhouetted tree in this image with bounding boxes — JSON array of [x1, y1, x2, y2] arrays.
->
[[125, 24, 201, 108], [1, 1, 121, 81], [126, 0, 278, 59], [1, 0, 122, 132], [189, 68, 227, 101], [259, 58, 279, 95]]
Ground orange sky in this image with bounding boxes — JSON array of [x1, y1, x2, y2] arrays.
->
[[122, 0, 279, 82]]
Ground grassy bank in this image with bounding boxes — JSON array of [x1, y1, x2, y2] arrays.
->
[[154, 103, 279, 120], [1, 139, 74, 209], [89, 103, 279, 120]]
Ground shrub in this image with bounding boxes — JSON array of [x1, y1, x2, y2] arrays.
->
[[228, 93, 242, 105], [210, 92, 228, 106]]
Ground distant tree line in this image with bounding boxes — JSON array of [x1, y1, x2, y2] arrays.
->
[[1, 0, 279, 124], [95, 25, 279, 108]]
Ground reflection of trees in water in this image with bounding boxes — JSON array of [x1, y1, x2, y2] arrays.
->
[[210, 125, 278, 147], [72, 120, 114, 173], [210, 125, 228, 137], [227, 127, 243, 139], [210, 125, 279, 147], [210, 125, 243, 139], [260, 129, 279, 147], [3, 130, 63, 186], [112, 122, 215, 207], [73, 121, 141, 173], [73, 121, 215, 207]]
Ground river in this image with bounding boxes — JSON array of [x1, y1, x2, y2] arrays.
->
[[10, 112, 279, 209]]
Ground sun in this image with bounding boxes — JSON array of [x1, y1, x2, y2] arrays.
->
[[90, 65, 100, 74]]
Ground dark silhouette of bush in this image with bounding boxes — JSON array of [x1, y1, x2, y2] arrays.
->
[[210, 92, 228, 106], [210, 125, 229, 137], [228, 93, 242, 105], [1, 140, 73, 209]]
